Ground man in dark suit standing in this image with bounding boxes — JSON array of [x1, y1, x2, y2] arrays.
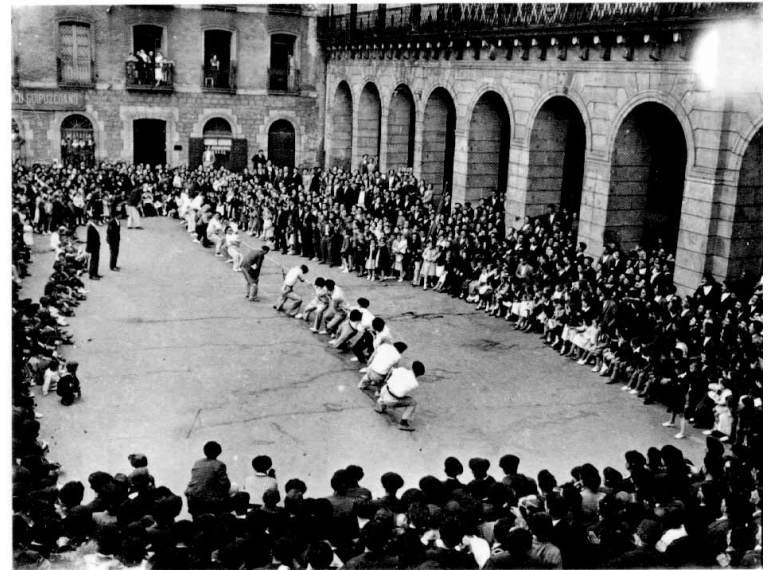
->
[[106, 212, 121, 271], [86, 217, 102, 280]]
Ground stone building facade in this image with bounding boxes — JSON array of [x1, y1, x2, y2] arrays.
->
[[12, 4, 325, 169], [318, 3, 763, 293]]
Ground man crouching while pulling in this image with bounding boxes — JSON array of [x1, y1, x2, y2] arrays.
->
[[374, 360, 425, 431], [358, 341, 408, 390]]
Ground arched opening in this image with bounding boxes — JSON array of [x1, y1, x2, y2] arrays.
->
[[357, 82, 381, 167], [421, 87, 456, 199], [467, 91, 510, 201], [727, 128, 762, 280], [60, 114, 95, 167], [386, 84, 416, 169], [607, 102, 687, 253], [133, 119, 166, 167], [203, 117, 233, 170], [268, 120, 296, 168], [328, 81, 353, 169], [527, 97, 586, 218]]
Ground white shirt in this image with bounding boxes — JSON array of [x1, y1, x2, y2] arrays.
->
[[206, 218, 223, 237], [242, 473, 278, 506], [358, 308, 375, 332], [330, 286, 345, 309], [284, 266, 305, 288], [42, 368, 60, 396], [369, 343, 402, 375], [385, 367, 418, 398], [373, 325, 394, 349]]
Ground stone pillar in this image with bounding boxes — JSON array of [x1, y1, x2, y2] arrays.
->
[[505, 140, 527, 228], [412, 107, 424, 180], [451, 125, 469, 204], [577, 153, 612, 258], [350, 92, 360, 169], [673, 170, 719, 294], [378, 101, 389, 171]]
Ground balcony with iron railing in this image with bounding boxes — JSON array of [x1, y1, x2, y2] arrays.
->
[[125, 61, 174, 93], [267, 67, 301, 94], [202, 63, 237, 93], [57, 57, 95, 88], [319, 2, 761, 46]]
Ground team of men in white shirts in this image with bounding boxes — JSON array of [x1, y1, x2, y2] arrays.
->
[[274, 265, 425, 431]]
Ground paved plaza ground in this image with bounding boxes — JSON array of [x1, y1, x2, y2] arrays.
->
[[32, 217, 704, 504]]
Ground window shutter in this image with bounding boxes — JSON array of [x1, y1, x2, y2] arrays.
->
[[230, 138, 248, 172], [189, 137, 204, 168]]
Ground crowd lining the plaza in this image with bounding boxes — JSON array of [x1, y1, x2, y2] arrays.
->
[[10, 158, 763, 568]]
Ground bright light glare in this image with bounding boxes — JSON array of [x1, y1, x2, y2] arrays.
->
[[692, 21, 762, 94]]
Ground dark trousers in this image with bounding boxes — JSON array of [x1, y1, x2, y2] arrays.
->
[[351, 331, 374, 363], [89, 249, 100, 277], [109, 242, 119, 269]]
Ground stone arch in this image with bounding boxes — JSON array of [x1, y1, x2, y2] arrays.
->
[[357, 81, 382, 164], [727, 126, 762, 280], [608, 91, 695, 171], [420, 87, 456, 195], [526, 88, 593, 153], [466, 90, 511, 201], [192, 110, 243, 138], [607, 101, 688, 253], [386, 83, 416, 169], [463, 84, 516, 140], [526, 96, 587, 219], [259, 112, 305, 167], [328, 80, 353, 169]]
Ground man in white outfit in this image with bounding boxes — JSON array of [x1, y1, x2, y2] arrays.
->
[[374, 361, 425, 431], [358, 341, 407, 390], [274, 264, 308, 316]]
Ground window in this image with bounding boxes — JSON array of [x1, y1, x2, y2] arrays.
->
[[127, 25, 174, 90], [61, 114, 95, 166], [268, 34, 297, 91], [58, 22, 93, 86], [203, 30, 235, 90]]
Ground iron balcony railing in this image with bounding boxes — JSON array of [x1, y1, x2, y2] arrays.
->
[[56, 57, 95, 87], [267, 67, 301, 93], [202, 63, 237, 92], [319, 2, 761, 45], [125, 61, 174, 92]]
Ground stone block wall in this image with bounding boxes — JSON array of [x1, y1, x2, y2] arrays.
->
[[323, 30, 763, 292], [12, 5, 326, 169]]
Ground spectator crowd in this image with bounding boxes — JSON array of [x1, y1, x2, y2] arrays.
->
[[10, 156, 763, 568]]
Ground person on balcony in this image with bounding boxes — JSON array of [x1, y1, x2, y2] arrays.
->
[[136, 49, 150, 84], [154, 51, 165, 86]]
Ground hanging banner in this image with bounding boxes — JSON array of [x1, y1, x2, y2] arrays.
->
[[12, 88, 86, 111]]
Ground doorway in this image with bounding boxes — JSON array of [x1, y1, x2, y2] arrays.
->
[[268, 120, 296, 168], [133, 119, 167, 166]]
